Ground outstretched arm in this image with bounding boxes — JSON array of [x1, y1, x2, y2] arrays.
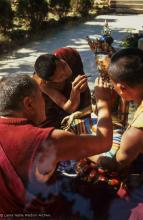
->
[[36, 77, 113, 178]]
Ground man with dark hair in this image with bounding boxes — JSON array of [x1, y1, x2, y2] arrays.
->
[[108, 48, 143, 168], [0, 74, 112, 217], [33, 53, 90, 128], [107, 48, 143, 219], [0, 74, 45, 124], [109, 48, 143, 87]]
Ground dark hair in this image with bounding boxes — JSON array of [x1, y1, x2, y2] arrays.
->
[[108, 48, 143, 87], [34, 54, 59, 80], [0, 74, 38, 116]]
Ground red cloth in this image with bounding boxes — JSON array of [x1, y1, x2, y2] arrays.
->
[[53, 47, 91, 107], [129, 203, 143, 220], [53, 47, 85, 79], [0, 117, 54, 213], [0, 143, 26, 213]]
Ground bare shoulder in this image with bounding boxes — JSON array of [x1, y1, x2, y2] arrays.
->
[[116, 126, 143, 165], [121, 126, 143, 150]]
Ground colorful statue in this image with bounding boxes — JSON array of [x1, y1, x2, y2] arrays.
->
[[86, 20, 128, 126], [86, 20, 115, 56]]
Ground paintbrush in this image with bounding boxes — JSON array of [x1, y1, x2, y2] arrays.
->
[[87, 75, 92, 78]]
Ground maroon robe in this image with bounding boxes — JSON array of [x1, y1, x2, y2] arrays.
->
[[0, 117, 54, 214]]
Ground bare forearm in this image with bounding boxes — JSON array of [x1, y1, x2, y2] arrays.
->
[[96, 101, 113, 151], [63, 94, 80, 113], [41, 86, 80, 113], [55, 132, 112, 161], [78, 106, 92, 117], [115, 149, 139, 170]]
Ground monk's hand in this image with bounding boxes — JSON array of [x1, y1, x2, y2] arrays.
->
[[61, 111, 82, 131], [61, 114, 75, 131], [72, 75, 88, 93]]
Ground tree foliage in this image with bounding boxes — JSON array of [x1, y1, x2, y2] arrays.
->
[[0, 0, 13, 33], [49, 0, 71, 19], [16, 0, 49, 29], [77, 0, 94, 16], [122, 33, 143, 48]]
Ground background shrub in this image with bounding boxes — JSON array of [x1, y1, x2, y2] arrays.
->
[[122, 33, 143, 48], [16, 0, 49, 30], [0, 0, 13, 33], [49, 0, 71, 20], [77, 0, 94, 16]]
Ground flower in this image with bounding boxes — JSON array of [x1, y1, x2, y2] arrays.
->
[[76, 158, 121, 190]]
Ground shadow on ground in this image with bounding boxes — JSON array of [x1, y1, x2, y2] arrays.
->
[[0, 15, 137, 91]]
